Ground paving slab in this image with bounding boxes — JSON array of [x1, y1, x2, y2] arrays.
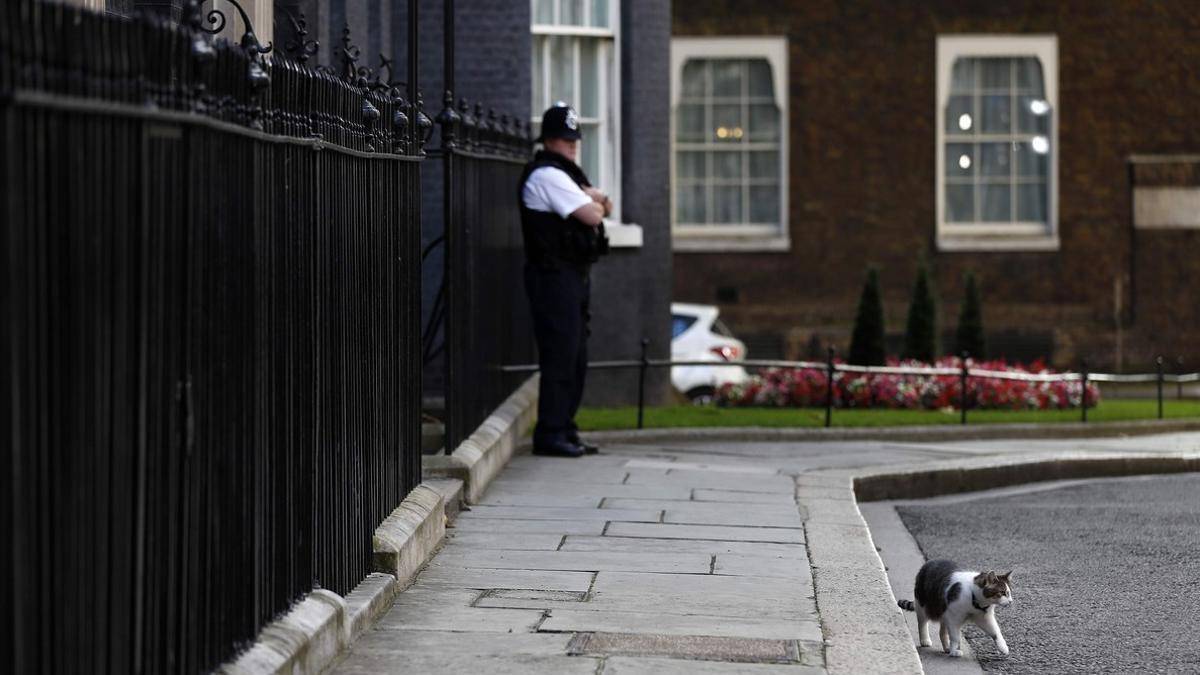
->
[[474, 494, 605, 508], [560, 535, 807, 558], [442, 531, 565, 551], [605, 521, 806, 544], [448, 518, 606, 535], [713, 553, 812, 579], [624, 470, 796, 492], [337, 653, 599, 674], [602, 656, 827, 674], [458, 504, 662, 523], [427, 549, 713, 574], [623, 459, 783, 475], [412, 566, 595, 592], [346, 629, 574, 656], [539, 609, 824, 642], [692, 488, 799, 505], [481, 479, 694, 500], [372, 602, 543, 634]]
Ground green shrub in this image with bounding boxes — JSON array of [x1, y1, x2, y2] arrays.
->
[[955, 272, 986, 359], [849, 268, 886, 366], [903, 260, 939, 362]]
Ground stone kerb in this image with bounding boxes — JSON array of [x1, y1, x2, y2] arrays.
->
[[425, 374, 539, 503], [220, 481, 450, 675]]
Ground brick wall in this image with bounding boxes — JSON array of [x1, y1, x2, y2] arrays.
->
[[672, 0, 1200, 371]]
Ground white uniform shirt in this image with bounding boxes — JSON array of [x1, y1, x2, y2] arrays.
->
[[522, 166, 593, 219]]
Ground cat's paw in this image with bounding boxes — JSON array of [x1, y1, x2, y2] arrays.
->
[[920, 639, 932, 648], [949, 649, 963, 658], [996, 640, 1009, 655]]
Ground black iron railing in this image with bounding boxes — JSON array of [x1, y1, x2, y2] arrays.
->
[[502, 348, 1200, 429], [426, 1, 536, 454], [2, 1, 424, 673]]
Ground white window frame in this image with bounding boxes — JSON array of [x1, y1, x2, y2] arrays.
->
[[531, 0, 622, 223], [671, 37, 789, 252], [936, 35, 1058, 252]]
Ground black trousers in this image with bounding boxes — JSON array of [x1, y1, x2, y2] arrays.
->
[[524, 263, 589, 447]]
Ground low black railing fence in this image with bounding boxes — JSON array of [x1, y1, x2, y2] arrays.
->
[[502, 347, 1200, 429], [3, 1, 424, 673]]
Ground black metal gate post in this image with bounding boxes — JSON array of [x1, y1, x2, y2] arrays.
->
[[1157, 355, 1164, 419], [960, 351, 969, 425], [637, 338, 649, 430], [825, 346, 835, 428], [1081, 360, 1089, 423]]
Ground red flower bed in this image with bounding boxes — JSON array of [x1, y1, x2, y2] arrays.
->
[[716, 357, 1100, 411]]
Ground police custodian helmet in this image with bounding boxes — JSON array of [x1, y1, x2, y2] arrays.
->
[[536, 102, 582, 142]]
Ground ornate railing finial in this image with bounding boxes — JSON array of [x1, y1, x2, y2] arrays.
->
[[282, 10, 319, 64]]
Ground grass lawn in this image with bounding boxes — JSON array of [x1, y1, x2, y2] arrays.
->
[[575, 399, 1200, 431]]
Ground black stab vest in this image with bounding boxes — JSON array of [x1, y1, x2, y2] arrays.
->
[[518, 151, 609, 271]]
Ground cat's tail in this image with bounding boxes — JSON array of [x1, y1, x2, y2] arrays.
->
[[897, 599, 916, 612]]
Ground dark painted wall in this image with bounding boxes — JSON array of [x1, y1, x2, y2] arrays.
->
[[584, 0, 674, 406]]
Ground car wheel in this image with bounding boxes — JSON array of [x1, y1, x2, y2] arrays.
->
[[686, 386, 716, 406]]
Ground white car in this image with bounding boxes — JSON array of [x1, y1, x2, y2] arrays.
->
[[671, 303, 750, 404]]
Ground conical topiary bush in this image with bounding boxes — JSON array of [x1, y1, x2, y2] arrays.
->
[[849, 267, 886, 366], [903, 260, 939, 362], [955, 271, 986, 360]]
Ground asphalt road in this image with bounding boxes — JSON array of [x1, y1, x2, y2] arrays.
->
[[897, 473, 1200, 675]]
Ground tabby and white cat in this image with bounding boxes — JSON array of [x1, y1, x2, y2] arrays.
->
[[897, 558, 1013, 657]]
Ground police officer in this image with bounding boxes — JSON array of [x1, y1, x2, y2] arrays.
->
[[519, 103, 611, 457]]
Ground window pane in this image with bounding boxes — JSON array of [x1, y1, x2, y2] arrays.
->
[[1016, 57, 1044, 93], [580, 40, 599, 117], [591, 0, 609, 27], [531, 36, 545, 112], [981, 95, 1012, 133], [712, 61, 742, 98], [579, 123, 599, 179], [714, 186, 742, 223], [1017, 95, 1050, 134], [678, 184, 706, 223], [713, 151, 742, 179], [1016, 141, 1048, 178], [1017, 182, 1048, 223], [677, 104, 704, 142], [946, 95, 974, 134], [748, 59, 774, 97], [533, 0, 553, 24], [560, 0, 583, 25], [678, 151, 706, 179], [749, 185, 780, 223], [549, 36, 576, 107], [980, 142, 1012, 177], [749, 151, 779, 179], [748, 104, 779, 141], [950, 58, 975, 93], [980, 59, 1010, 89], [946, 184, 975, 222], [981, 184, 1012, 221], [713, 104, 741, 141], [682, 60, 707, 99], [945, 143, 974, 178]]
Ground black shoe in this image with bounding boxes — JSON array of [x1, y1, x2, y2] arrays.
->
[[569, 437, 600, 454], [532, 440, 585, 458]]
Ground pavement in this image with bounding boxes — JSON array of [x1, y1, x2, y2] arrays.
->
[[330, 431, 1200, 674]]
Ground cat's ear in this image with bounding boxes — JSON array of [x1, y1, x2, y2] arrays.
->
[[1001, 571, 1013, 582]]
